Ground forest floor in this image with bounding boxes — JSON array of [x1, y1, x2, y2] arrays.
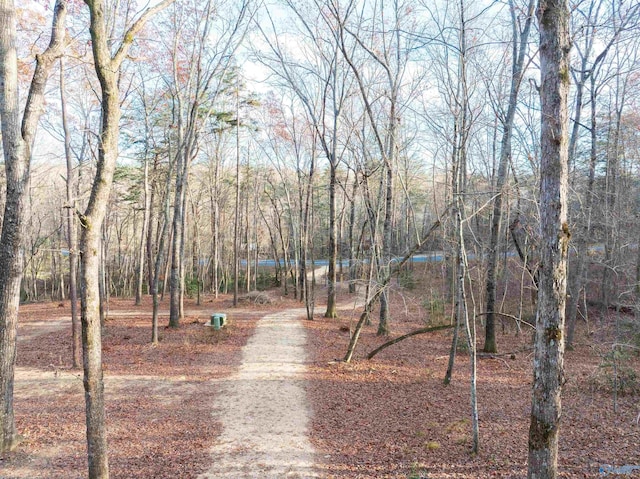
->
[[1, 268, 640, 478]]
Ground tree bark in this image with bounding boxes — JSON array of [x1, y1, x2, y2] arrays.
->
[[528, 1, 571, 477], [168, 149, 186, 327], [348, 177, 358, 294], [0, 0, 67, 452], [233, 84, 241, 306], [82, 0, 173, 475], [152, 163, 174, 345]]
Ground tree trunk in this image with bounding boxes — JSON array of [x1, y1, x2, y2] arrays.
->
[[152, 171, 173, 344], [169, 150, 186, 328], [81, 3, 121, 472], [484, 0, 535, 353], [0, 0, 67, 452], [135, 151, 150, 305], [82, 0, 173, 475], [566, 74, 597, 346], [528, 1, 571, 477], [233, 91, 241, 306], [60, 56, 81, 368], [325, 160, 338, 318], [348, 177, 358, 294], [146, 192, 156, 295], [377, 162, 393, 335]]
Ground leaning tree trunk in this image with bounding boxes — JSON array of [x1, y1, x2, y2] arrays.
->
[[528, 1, 571, 478], [0, 0, 67, 452]]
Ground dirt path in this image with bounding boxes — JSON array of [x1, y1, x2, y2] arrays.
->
[[198, 307, 318, 478]]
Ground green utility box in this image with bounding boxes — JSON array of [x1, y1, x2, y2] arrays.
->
[[211, 313, 227, 330]]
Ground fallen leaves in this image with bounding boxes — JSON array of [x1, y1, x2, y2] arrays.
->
[[304, 289, 640, 478]]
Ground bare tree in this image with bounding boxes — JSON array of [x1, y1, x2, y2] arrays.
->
[[0, 0, 67, 452], [60, 56, 81, 368], [483, 0, 536, 353], [528, 0, 571, 477], [162, 0, 250, 325], [565, 0, 639, 346], [81, 0, 173, 475], [257, 1, 354, 318], [328, 0, 420, 334]]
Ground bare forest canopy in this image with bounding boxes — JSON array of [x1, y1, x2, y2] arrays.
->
[[4, 0, 638, 315]]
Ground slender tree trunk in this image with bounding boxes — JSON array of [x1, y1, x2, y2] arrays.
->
[[152, 171, 173, 345], [484, 0, 535, 353], [245, 178, 251, 292], [82, 0, 173, 475], [233, 88, 241, 307], [60, 56, 81, 369], [445, 2, 470, 381], [179, 175, 188, 317], [528, 1, 571, 477], [0, 0, 67, 452], [456, 194, 479, 453], [566, 74, 597, 346], [135, 152, 150, 305], [377, 162, 393, 335], [348, 177, 358, 294], [302, 149, 316, 318], [211, 143, 221, 297], [146, 177, 156, 294], [325, 160, 338, 318], [169, 150, 186, 327]]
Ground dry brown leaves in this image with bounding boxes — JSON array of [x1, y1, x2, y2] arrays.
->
[[1, 294, 290, 478], [305, 283, 640, 478], [2, 284, 640, 479]]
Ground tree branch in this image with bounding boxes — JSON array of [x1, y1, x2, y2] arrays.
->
[[21, 0, 68, 146], [367, 324, 454, 360], [112, 0, 176, 69]]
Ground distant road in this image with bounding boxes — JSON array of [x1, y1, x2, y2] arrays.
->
[[244, 252, 448, 269], [234, 246, 616, 275]]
